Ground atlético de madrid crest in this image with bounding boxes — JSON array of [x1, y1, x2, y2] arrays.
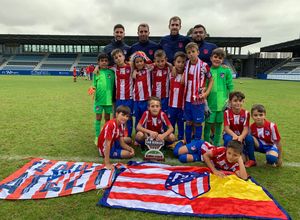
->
[[165, 171, 210, 200]]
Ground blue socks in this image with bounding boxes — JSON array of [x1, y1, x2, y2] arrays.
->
[[185, 123, 192, 144], [127, 119, 133, 137], [194, 124, 203, 140], [245, 135, 256, 161], [178, 154, 200, 163]]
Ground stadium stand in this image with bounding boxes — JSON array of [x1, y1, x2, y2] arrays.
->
[[0, 54, 44, 71], [260, 38, 300, 80], [0, 53, 98, 73], [39, 63, 72, 71], [256, 58, 287, 74], [267, 58, 300, 80], [76, 54, 98, 70]]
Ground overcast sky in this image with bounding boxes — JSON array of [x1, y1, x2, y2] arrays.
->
[[0, 0, 299, 53]]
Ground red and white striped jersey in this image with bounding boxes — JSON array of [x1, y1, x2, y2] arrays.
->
[[133, 68, 152, 101], [169, 73, 185, 108], [112, 64, 133, 100], [184, 59, 211, 103], [210, 147, 240, 172], [197, 141, 214, 161], [97, 119, 125, 156], [138, 110, 171, 133], [224, 108, 250, 135], [151, 66, 170, 99], [250, 120, 281, 145]]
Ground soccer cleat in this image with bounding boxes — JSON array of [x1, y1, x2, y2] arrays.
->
[[245, 160, 257, 168], [94, 137, 98, 146]]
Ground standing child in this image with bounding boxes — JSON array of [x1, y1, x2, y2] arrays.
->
[[131, 51, 152, 129], [183, 42, 213, 143], [89, 53, 115, 144], [135, 96, 176, 148], [151, 49, 171, 113], [173, 139, 248, 179], [111, 48, 134, 137], [168, 51, 186, 140], [249, 104, 283, 167], [97, 105, 135, 169], [204, 48, 234, 146]]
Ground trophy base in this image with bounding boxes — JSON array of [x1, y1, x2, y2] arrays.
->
[[143, 154, 165, 162]]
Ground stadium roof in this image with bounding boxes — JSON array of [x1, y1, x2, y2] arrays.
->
[[260, 38, 300, 53], [0, 34, 260, 48]]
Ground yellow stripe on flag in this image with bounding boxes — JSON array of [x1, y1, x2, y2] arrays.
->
[[199, 174, 272, 201]]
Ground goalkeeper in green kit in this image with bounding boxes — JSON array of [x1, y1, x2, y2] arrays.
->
[[88, 53, 115, 145], [204, 48, 234, 146]]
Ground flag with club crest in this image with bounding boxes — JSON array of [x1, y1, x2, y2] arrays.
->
[[99, 161, 291, 220]]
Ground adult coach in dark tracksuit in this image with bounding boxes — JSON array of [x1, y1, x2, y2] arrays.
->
[[103, 24, 130, 114], [159, 16, 190, 63], [128, 23, 160, 62], [191, 24, 217, 67], [104, 24, 130, 65]]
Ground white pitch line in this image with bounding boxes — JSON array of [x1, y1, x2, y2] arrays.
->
[[0, 155, 300, 168]]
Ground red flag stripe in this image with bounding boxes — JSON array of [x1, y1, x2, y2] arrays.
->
[[121, 172, 168, 179], [6, 159, 55, 199], [191, 178, 199, 198], [0, 158, 41, 184], [113, 181, 166, 191]]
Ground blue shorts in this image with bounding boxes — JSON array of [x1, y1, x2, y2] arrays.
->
[[256, 140, 279, 154], [168, 107, 184, 121], [161, 98, 169, 113], [184, 102, 205, 123], [116, 99, 133, 116], [109, 140, 122, 159], [134, 100, 148, 119], [185, 139, 205, 154]]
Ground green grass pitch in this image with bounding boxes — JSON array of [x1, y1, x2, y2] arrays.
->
[[0, 76, 299, 219]]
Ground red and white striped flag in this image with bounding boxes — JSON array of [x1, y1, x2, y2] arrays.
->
[[0, 158, 117, 199]]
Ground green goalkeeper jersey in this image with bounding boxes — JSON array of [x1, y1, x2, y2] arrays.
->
[[207, 66, 234, 111], [93, 69, 115, 106]]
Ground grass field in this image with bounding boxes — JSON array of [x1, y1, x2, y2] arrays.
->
[[0, 76, 299, 220]]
